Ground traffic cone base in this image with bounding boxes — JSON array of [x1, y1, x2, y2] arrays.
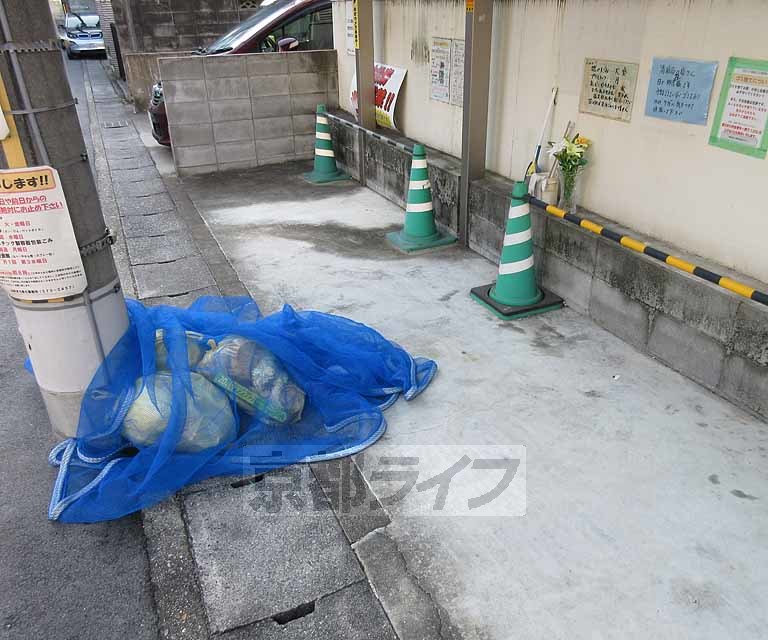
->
[[471, 180, 562, 320], [303, 104, 350, 184], [386, 228, 457, 253], [470, 284, 563, 321], [303, 167, 349, 184]]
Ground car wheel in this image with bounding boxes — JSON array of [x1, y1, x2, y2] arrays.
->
[[67, 48, 76, 59]]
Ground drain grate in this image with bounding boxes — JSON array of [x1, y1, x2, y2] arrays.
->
[[103, 121, 130, 129]]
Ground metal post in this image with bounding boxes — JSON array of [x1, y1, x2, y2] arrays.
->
[[353, 0, 375, 131], [0, 0, 128, 437], [458, 0, 493, 246]]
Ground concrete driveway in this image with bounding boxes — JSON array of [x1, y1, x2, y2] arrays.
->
[[183, 162, 768, 640]]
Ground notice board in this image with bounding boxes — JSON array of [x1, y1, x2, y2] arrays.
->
[[709, 57, 768, 159], [580, 58, 639, 122], [645, 58, 718, 125]]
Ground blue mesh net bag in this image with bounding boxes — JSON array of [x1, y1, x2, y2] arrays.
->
[[47, 296, 437, 523]]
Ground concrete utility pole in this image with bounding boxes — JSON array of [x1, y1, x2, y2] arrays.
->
[[0, 0, 128, 437]]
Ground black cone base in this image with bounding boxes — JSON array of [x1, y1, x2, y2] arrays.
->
[[470, 284, 564, 320]]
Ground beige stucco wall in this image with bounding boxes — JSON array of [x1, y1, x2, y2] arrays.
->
[[332, 0, 768, 283]]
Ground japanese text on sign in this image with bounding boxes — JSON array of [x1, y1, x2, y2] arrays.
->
[[579, 58, 639, 122], [710, 57, 768, 159], [350, 62, 407, 130], [430, 37, 451, 103], [645, 58, 718, 125], [0, 166, 86, 300]]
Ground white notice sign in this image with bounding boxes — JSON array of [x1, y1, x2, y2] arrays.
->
[[345, 1, 355, 55], [430, 37, 451, 102], [450, 39, 465, 106], [0, 166, 86, 300]]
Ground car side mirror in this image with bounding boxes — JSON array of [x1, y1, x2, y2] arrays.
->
[[277, 37, 298, 52]]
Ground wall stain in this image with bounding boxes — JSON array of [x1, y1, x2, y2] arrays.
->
[[708, 474, 719, 485], [731, 489, 758, 501]]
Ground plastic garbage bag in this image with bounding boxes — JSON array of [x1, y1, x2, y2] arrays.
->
[[196, 336, 305, 424], [122, 372, 237, 452], [46, 296, 437, 523], [155, 330, 210, 371]]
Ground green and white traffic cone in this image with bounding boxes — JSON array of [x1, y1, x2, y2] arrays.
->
[[386, 144, 456, 252], [471, 181, 563, 320], [303, 104, 349, 184]]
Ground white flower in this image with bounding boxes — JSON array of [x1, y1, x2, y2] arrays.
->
[[548, 139, 567, 157]]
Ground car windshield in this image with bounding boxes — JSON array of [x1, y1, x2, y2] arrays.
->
[[65, 14, 100, 30], [201, 0, 299, 54]]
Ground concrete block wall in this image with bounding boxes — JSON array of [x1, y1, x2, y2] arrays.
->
[[329, 119, 768, 421], [111, 0, 257, 53], [160, 51, 338, 177], [330, 114, 459, 236], [469, 177, 768, 420]]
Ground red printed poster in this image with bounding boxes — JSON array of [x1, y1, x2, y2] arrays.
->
[[0, 166, 86, 300], [350, 62, 407, 130]]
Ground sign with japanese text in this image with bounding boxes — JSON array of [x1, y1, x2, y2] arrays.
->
[[345, 1, 354, 55], [450, 39, 465, 106], [709, 57, 768, 159], [0, 166, 86, 300], [352, 0, 360, 50], [350, 62, 407, 130], [429, 38, 465, 107], [430, 38, 452, 102], [579, 58, 639, 122], [645, 58, 718, 125]]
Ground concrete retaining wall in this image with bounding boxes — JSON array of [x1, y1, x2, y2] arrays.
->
[[124, 52, 163, 111], [160, 51, 338, 177], [330, 117, 768, 420], [330, 113, 459, 236]]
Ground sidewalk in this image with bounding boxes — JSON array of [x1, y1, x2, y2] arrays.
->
[[2, 56, 767, 640]]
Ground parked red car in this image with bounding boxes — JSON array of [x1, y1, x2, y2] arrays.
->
[[149, 0, 333, 146]]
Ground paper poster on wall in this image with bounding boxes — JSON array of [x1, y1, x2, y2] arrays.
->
[[450, 39, 465, 106], [579, 58, 639, 122], [350, 63, 407, 130], [709, 57, 768, 159], [645, 58, 718, 125], [0, 166, 87, 300], [430, 37, 452, 102], [345, 1, 354, 55]]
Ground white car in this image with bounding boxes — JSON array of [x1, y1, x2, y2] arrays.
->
[[59, 13, 105, 59]]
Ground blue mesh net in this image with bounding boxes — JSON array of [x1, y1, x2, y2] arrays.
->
[[47, 296, 437, 523]]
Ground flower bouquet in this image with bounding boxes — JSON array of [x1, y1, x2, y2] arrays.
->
[[549, 135, 591, 214]]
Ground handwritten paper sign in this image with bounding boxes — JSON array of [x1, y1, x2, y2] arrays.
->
[[450, 39, 465, 106], [645, 58, 718, 124], [580, 58, 639, 122], [709, 57, 768, 159], [0, 166, 86, 300]]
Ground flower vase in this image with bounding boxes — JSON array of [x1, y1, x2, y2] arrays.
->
[[557, 166, 583, 215]]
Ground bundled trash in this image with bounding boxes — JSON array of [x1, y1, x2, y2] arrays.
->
[[47, 296, 437, 523]]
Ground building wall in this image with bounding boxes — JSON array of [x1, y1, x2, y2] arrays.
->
[[332, 0, 768, 283], [160, 50, 338, 176]]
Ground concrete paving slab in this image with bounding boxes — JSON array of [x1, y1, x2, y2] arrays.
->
[[186, 162, 768, 640], [114, 177, 167, 199], [111, 166, 164, 183], [126, 232, 197, 265], [183, 471, 365, 633], [133, 255, 215, 299], [107, 154, 155, 170], [120, 210, 186, 237], [143, 286, 221, 308], [220, 581, 397, 640], [118, 193, 176, 216]]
